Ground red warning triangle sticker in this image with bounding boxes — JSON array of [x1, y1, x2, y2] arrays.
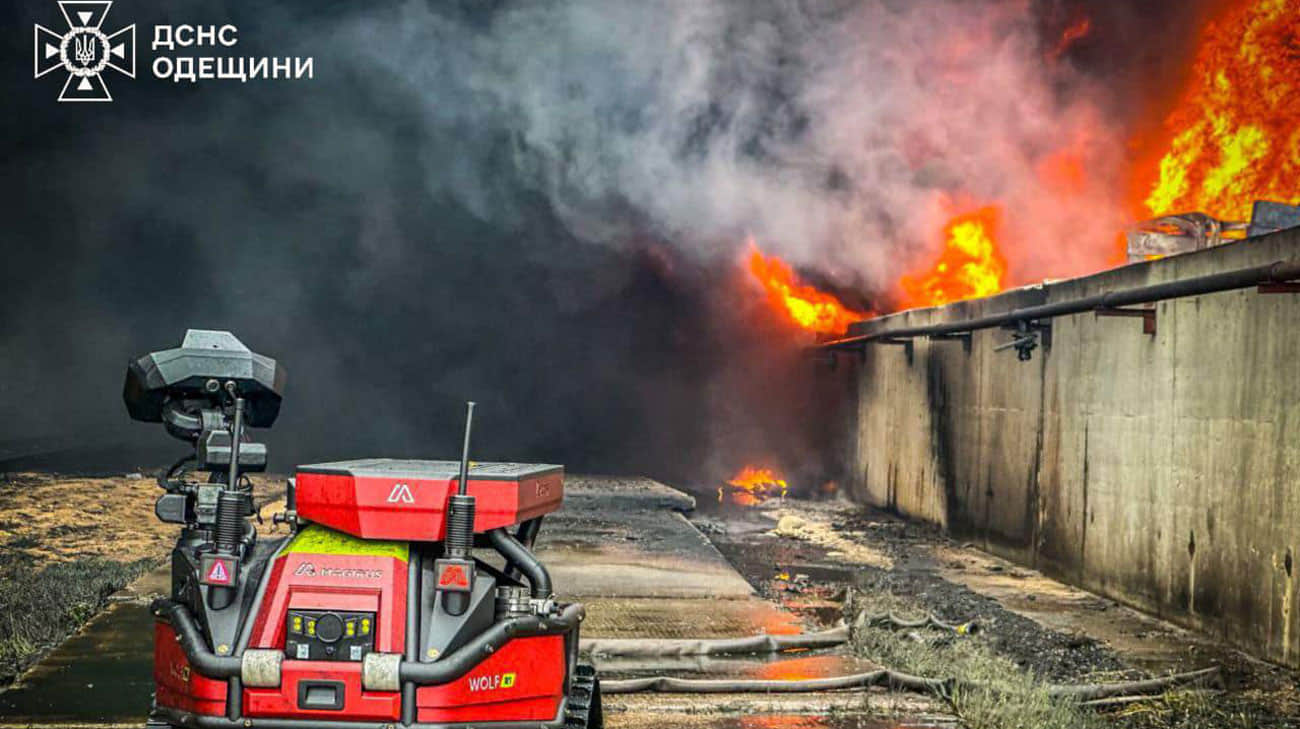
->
[[439, 565, 468, 588], [207, 560, 229, 583]]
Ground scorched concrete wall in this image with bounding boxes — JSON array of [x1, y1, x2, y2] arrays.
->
[[847, 227, 1300, 667]]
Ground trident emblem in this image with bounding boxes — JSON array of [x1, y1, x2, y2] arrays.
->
[[34, 1, 135, 102], [74, 34, 95, 65]]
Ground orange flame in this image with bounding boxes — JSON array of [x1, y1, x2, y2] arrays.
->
[[745, 241, 872, 336], [1143, 0, 1300, 220], [722, 465, 789, 505], [898, 206, 1007, 309]]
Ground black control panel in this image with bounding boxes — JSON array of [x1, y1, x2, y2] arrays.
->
[[285, 610, 375, 662]]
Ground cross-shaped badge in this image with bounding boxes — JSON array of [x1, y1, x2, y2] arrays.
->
[[34, 1, 135, 102]]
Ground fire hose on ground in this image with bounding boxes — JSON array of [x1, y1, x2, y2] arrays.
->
[[598, 666, 1223, 702], [864, 612, 979, 635], [579, 614, 971, 659], [582, 624, 1222, 706], [580, 625, 850, 658]]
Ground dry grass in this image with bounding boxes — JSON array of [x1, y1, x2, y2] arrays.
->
[[0, 554, 153, 682], [848, 591, 1103, 729], [845, 590, 1280, 729], [1103, 689, 1266, 729], [0, 472, 284, 684]]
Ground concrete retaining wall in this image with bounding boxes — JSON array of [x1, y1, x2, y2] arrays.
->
[[846, 227, 1300, 666]]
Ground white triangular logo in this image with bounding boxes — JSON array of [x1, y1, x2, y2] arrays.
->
[[208, 560, 228, 582], [45, 43, 59, 59], [386, 483, 415, 504], [112, 43, 124, 58], [78, 77, 93, 91], [77, 11, 93, 24]]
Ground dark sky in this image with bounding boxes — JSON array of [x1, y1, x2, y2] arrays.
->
[[1, 1, 839, 484], [0, 0, 1206, 482]]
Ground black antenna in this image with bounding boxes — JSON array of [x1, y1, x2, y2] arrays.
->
[[227, 394, 244, 493], [441, 402, 479, 617], [456, 401, 475, 496]]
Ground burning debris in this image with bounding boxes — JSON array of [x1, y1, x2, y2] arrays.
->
[[1125, 212, 1249, 261], [1126, 200, 1300, 262], [719, 465, 789, 506]]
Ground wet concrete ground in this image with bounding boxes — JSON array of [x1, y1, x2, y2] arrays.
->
[[0, 476, 944, 728], [0, 602, 154, 725], [692, 492, 1300, 724]]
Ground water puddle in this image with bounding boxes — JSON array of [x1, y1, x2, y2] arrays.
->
[[594, 651, 877, 680]]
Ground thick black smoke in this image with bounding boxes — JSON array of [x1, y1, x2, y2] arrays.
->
[[0, 0, 1207, 487]]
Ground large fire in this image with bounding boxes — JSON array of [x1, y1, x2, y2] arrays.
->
[[746, 208, 1008, 327], [898, 206, 1007, 309], [1142, 0, 1300, 220], [745, 242, 871, 335], [743, 0, 1296, 328]]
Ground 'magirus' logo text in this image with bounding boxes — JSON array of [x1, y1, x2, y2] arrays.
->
[[294, 562, 384, 580]]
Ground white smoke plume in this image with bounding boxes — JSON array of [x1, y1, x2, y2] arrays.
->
[[338, 0, 1130, 293]]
